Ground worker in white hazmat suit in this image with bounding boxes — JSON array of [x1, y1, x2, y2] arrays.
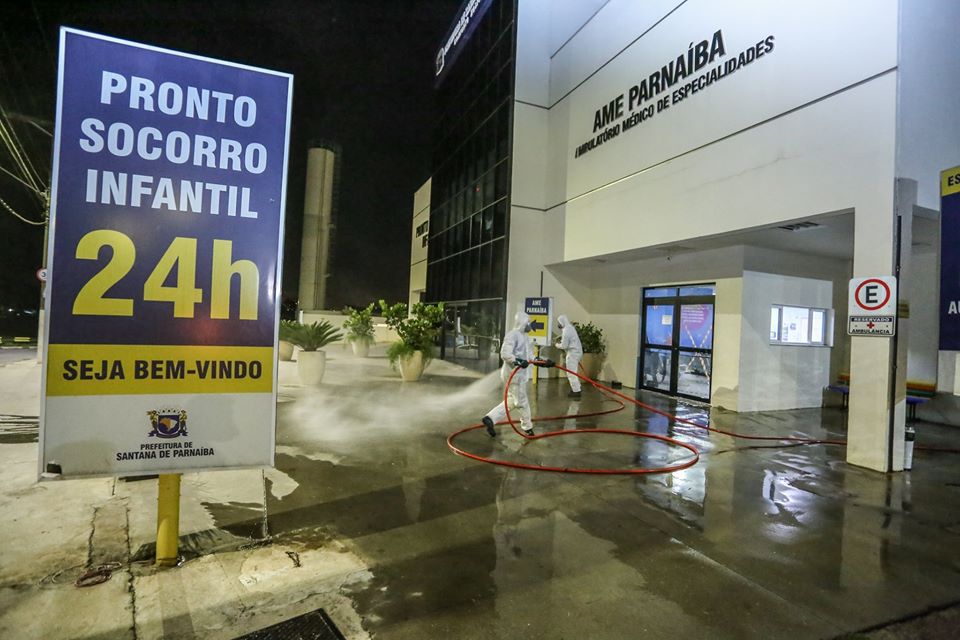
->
[[482, 311, 536, 437], [555, 315, 583, 399]]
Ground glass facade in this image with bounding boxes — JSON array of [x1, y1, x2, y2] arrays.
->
[[428, 0, 516, 371]]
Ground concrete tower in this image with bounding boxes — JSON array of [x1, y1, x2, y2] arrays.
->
[[298, 146, 338, 312]]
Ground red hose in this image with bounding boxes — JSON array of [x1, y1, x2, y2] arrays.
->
[[446, 362, 958, 475]]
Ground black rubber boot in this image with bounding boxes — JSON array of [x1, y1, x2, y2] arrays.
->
[[482, 416, 496, 438]]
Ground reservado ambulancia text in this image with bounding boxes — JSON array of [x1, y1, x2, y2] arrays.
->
[[77, 71, 269, 219]]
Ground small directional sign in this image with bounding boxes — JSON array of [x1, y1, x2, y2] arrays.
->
[[524, 297, 553, 346], [848, 276, 897, 336]]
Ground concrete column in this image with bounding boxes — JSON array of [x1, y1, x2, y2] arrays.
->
[[298, 148, 336, 312], [847, 180, 914, 471]]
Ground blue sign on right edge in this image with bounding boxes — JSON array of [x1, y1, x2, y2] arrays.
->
[[940, 166, 960, 349]]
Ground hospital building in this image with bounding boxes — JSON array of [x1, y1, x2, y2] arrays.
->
[[411, 0, 960, 472]]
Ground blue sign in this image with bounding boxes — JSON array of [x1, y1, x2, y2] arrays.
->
[[941, 166, 960, 349], [41, 28, 292, 478], [523, 297, 553, 346]]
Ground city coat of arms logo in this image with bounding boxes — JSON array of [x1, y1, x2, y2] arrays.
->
[[147, 409, 188, 438]]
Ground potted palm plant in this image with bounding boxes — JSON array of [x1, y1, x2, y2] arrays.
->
[[285, 320, 342, 385], [278, 319, 297, 361], [342, 303, 376, 357], [379, 300, 445, 381], [573, 321, 607, 380]]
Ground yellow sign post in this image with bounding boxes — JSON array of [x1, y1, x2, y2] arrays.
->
[[155, 474, 182, 566]]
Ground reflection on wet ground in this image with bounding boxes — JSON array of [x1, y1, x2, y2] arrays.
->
[[264, 361, 960, 639]]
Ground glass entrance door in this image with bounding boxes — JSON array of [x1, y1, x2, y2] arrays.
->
[[439, 301, 502, 373], [639, 285, 715, 401]]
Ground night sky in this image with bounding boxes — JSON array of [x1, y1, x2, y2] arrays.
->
[[0, 0, 461, 320]]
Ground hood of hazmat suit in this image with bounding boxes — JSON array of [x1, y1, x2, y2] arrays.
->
[[514, 311, 532, 333]]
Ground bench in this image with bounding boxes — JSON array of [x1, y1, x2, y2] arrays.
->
[[825, 383, 930, 420]]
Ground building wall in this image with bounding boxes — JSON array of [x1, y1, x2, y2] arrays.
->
[[547, 0, 680, 106], [590, 275, 745, 406], [507, 0, 548, 327], [409, 179, 431, 309], [896, 0, 960, 210], [711, 277, 743, 410], [505, 0, 902, 415], [549, 245, 842, 410], [910, 218, 939, 383], [558, 76, 898, 261], [575, 245, 747, 391], [742, 246, 852, 385], [895, 0, 960, 391], [487, 0, 960, 469], [539, 0, 898, 263], [738, 271, 833, 412]]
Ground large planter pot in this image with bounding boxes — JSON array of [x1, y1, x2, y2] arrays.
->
[[297, 350, 327, 385], [351, 340, 371, 358], [278, 340, 295, 362], [398, 350, 426, 382], [581, 352, 605, 380]]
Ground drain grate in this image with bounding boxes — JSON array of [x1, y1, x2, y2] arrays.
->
[[235, 608, 346, 640]]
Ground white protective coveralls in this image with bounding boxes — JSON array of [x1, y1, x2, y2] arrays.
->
[[556, 315, 583, 393], [484, 311, 535, 432]]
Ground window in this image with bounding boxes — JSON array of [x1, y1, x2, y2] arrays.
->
[[769, 305, 831, 346], [678, 285, 716, 297], [644, 287, 677, 299]]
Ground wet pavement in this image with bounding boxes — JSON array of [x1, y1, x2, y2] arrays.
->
[[2, 346, 960, 638]]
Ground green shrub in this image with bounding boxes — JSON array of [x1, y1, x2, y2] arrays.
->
[[385, 340, 417, 365], [379, 300, 445, 368], [278, 319, 298, 343], [284, 320, 342, 352], [573, 321, 606, 354], [342, 303, 376, 345]]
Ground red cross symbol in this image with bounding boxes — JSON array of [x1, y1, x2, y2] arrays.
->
[[866, 321, 876, 329]]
